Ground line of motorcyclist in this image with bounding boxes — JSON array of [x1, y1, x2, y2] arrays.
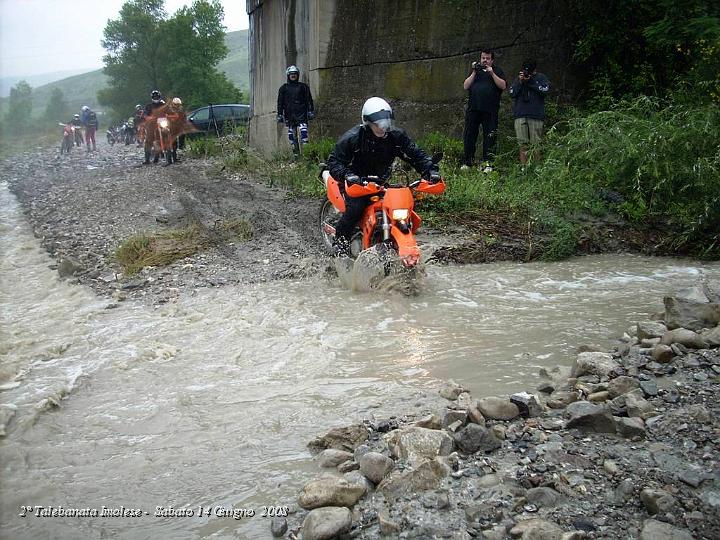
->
[[62, 90, 186, 165]]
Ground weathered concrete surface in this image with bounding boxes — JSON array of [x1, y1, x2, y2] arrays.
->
[[247, 0, 576, 154]]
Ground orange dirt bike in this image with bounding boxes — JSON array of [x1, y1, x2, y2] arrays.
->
[[319, 155, 445, 269], [155, 113, 178, 165], [59, 122, 75, 154]]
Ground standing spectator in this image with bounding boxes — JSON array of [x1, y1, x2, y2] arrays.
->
[[461, 48, 506, 173], [277, 65, 315, 158], [509, 59, 550, 166], [80, 105, 99, 152]]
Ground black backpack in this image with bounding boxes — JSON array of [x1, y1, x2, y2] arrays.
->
[[87, 111, 98, 127]]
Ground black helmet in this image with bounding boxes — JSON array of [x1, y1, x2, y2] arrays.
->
[[151, 90, 163, 103]]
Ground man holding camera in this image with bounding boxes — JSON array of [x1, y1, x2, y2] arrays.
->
[[462, 48, 507, 173], [509, 59, 550, 166]]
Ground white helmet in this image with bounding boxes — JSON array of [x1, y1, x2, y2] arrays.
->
[[81, 105, 89, 111], [286, 65, 299, 76], [361, 97, 394, 131], [172, 97, 182, 105]]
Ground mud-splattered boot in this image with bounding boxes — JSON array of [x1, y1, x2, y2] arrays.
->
[[143, 149, 151, 165]]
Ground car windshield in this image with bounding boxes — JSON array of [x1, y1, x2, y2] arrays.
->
[[191, 108, 209, 121]]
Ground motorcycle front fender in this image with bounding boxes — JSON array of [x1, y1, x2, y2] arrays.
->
[[389, 224, 420, 267]]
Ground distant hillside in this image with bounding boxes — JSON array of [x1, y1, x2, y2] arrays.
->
[[0, 30, 248, 119], [0, 69, 93, 97]]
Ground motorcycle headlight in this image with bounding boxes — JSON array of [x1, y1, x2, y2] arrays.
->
[[392, 209, 409, 220], [158, 118, 169, 128]]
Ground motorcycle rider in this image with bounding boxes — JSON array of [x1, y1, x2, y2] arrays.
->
[[70, 113, 83, 146], [276, 65, 315, 158], [80, 105, 98, 152], [142, 90, 166, 164], [133, 104, 143, 145], [326, 97, 441, 257]]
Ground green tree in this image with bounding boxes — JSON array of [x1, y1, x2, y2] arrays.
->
[[4, 80, 33, 134], [569, 0, 720, 107], [44, 88, 71, 123], [98, 0, 240, 116]]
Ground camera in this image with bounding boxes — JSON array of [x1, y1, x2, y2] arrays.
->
[[522, 67, 532, 78], [474, 62, 486, 73]]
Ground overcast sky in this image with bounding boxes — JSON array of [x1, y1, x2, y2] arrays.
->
[[0, 0, 248, 78]]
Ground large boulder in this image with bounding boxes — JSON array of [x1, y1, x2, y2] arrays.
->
[[476, 396, 520, 420], [664, 296, 720, 331], [359, 452, 394, 484], [564, 402, 616, 433], [302, 507, 352, 540], [379, 458, 450, 501], [570, 352, 619, 378], [453, 423, 502, 453], [639, 518, 694, 540], [636, 321, 667, 340], [660, 328, 708, 349], [386, 427, 454, 466], [298, 476, 367, 509], [308, 425, 369, 452]]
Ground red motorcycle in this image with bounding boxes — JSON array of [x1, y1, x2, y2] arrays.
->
[[319, 155, 445, 269]]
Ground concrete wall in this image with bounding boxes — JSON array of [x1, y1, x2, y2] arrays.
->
[[247, 0, 576, 155]]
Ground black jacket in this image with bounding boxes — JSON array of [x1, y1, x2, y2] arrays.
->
[[327, 125, 435, 182], [509, 73, 550, 120], [277, 80, 314, 125]]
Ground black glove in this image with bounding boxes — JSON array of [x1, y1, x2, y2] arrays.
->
[[345, 174, 361, 185], [276, 114, 284, 123], [423, 170, 441, 184], [307, 111, 316, 120]]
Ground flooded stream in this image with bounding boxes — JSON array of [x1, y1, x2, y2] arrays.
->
[[2, 181, 719, 539]]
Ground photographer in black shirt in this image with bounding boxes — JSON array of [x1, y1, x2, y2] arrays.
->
[[462, 48, 507, 173]]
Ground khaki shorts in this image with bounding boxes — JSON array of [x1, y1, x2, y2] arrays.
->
[[514, 118, 544, 145]]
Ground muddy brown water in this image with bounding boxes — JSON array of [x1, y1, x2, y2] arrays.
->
[[2, 181, 719, 539]]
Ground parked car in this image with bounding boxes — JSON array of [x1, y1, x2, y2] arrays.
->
[[187, 104, 251, 136]]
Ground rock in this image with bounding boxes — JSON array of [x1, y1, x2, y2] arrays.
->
[[526, 487, 564, 508], [639, 379, 659, 397], [308, 425, 369, 452], [439, 379, 465, 400], [358, 452, 394, 484], [510, 392, 544, 417], [640, 488, 677, 515], [457, 391, 474, 408], [318, 449, 354, 468], [352, 444, 372, 464], [301, 506, 352, 540], [564, 402, 616, 433], [637, 321, 667, 340], [378, 510, 400, 535], [664, 296, 720, 331], [270, 517, 287, 537], [603, 459, 620, 475], [701, 325, 720, 347], [614, 478, 635, 503], [490, 424, 507, 440], [453, 423, 502, 453], [615, 416, 646, 439], [625, 390, 657, 419], [467, 405, 486, 425], [660, 328, 708, 349], [412, 414, 442, 430], [298, 476, 366, 509], [537, 382, 555, 394], [639, 518, 694, 540], [607, 376, 640, 398], [337, 460, 359, 473], [386, 426, 454, 466], [343, 470, 374, 494], [547, 390, 581, 409], [58, 256, 83, 277], [509, 518, 564, 540], [476, 396, 520, 420], [442, 409, 468, 428], [379, 458, 450, 500], [588, 391, 609, 402], [570, 352, 619, 378]]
